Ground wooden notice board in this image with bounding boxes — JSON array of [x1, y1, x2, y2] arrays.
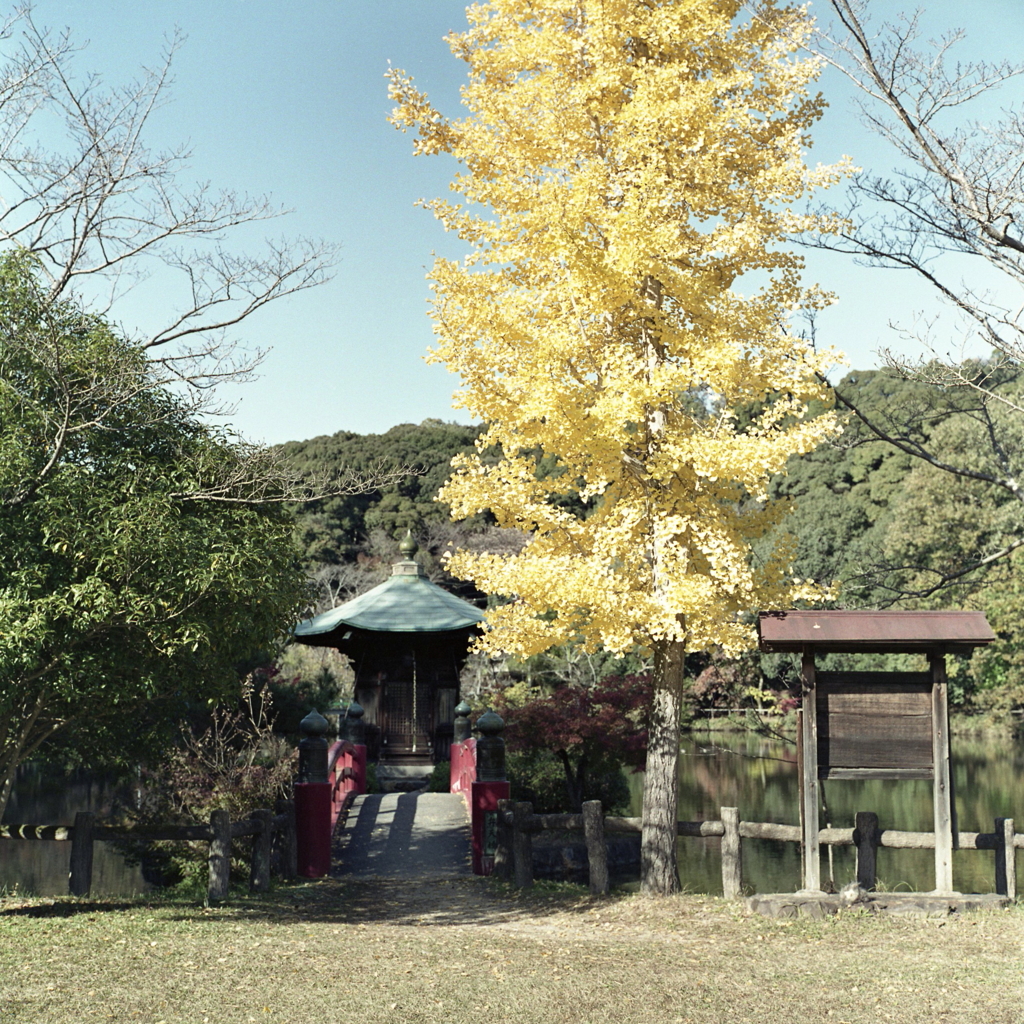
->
[[816, 672, 933, 780], [758, 610, 996, 894]]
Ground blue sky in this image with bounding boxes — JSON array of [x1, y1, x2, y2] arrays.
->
[[19, 0, 1024, 444]]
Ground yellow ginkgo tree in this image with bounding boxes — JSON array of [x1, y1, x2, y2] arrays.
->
[[389, 0, 848, 894]]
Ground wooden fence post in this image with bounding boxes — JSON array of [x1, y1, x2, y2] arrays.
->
[[276, 798, 297, 881], [208, 809, 232, 902], [855, 811, 879, 890], [69, 811, 95, 897], [249, 809, 273, 893], [512, 801, 534, 889], [494, 798, 513, 882], [721, 807, 741, 900], [995, 817, 1016, 898], [583, 801, 608, 896]]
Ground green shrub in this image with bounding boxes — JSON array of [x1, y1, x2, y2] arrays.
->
[[426, 761, 451, 792], [506, 749, 629, 814], [119, 680, 295, 889]]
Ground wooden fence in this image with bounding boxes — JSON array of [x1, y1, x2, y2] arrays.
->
[[0, 799, 297, 903], [495, 800, 1022, 899]]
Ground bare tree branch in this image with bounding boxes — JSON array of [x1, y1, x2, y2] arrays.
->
[[0, 10, 338, 394], [803, 1, 1024, 594]]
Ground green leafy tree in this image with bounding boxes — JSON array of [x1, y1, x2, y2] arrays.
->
[[815, 2, 1024, 595], [878, 392, 1024, 706], [766, 369, 938, 605], [0, 254, 308, 819]]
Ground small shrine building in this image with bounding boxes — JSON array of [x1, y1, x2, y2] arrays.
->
[[291, 536, 485, 766]]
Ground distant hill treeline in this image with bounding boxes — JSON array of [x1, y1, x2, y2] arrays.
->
[[276, 369, 1024, 717]]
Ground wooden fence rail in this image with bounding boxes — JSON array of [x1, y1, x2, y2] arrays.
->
[[495, 800, 1022, 899], [1, 800, 298, 903]]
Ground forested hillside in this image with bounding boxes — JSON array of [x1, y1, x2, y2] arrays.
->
[[277, 419, 524, 610], [766, 366, 1024, 713], [277, 369, 1024, 716]]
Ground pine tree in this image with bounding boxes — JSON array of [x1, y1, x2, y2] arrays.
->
[[389, 0, 848, 893]]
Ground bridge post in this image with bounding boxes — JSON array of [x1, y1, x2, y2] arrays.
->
[[295, 709, 332, 878], [346, 703, 367, 795], [471, 710, 510, 876], [453, 701, 472, 743]]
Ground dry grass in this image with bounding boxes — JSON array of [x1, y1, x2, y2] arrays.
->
[[1, 877, 1022, 1024]]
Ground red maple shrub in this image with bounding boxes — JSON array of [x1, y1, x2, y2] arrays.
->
[[493, 673, 651, 813]]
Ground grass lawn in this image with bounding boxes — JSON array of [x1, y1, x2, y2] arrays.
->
[[1, 878, 1022, 1024]]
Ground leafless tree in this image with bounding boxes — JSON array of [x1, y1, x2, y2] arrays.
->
[[807, 0, 1024, 595], [0, 9, 411, 505], [0, 11, 338, 381]]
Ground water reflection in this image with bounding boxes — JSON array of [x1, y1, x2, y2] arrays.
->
[[627, 726, 1024, 896]]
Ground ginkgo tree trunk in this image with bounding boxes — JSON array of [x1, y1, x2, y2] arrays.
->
[[389, 0, 848, 894]]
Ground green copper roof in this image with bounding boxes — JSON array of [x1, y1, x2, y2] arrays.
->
[[293, 558, 486, 637]]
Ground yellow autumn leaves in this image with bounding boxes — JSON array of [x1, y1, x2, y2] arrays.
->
[[389, 0, 849, 659]]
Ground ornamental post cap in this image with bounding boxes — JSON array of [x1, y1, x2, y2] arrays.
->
[[346, 701, 365, 720], [391, 530, 425, 576], [475, 709, 505, 736], [299, 708, 329, 738], [454, 700, 472, 718]]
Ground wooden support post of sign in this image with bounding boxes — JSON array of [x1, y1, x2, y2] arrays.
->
[[930, 652, 954, 893], [69, 811, 95, 897], [995, 817, 1016, 898], [795, 708, 804, 839], [800, 650, 820, 891], [721, 806, 741, 900]]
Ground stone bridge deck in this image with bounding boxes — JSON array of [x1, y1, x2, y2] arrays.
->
[[332, 792, 472, 879]]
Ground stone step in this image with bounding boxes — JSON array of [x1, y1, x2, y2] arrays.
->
[[747, 890, 1011, 920]]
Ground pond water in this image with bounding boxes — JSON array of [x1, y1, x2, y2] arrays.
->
[[5, 725, 1023, 897], [626, 723, 1024, 896], [0, 765, 151, 897]]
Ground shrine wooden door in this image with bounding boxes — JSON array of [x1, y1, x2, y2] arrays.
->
[[381, 678, 432, 758]]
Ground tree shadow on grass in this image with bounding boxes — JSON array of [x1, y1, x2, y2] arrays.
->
[[0, 898, 139, 918], [1, 876, 613, 927], [195, 876, 611, 928]]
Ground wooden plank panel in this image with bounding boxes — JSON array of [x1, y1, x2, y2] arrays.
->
[[819, 716, 933, 769], [816, 673, 933, 772], [821, 767, 933, 780], [819, 690, 932, 716]]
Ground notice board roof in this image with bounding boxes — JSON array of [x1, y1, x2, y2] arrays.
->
[[758, 610, 995, 654]]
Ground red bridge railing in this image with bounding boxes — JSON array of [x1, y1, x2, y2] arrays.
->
[[328, 738, 367, 832]]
